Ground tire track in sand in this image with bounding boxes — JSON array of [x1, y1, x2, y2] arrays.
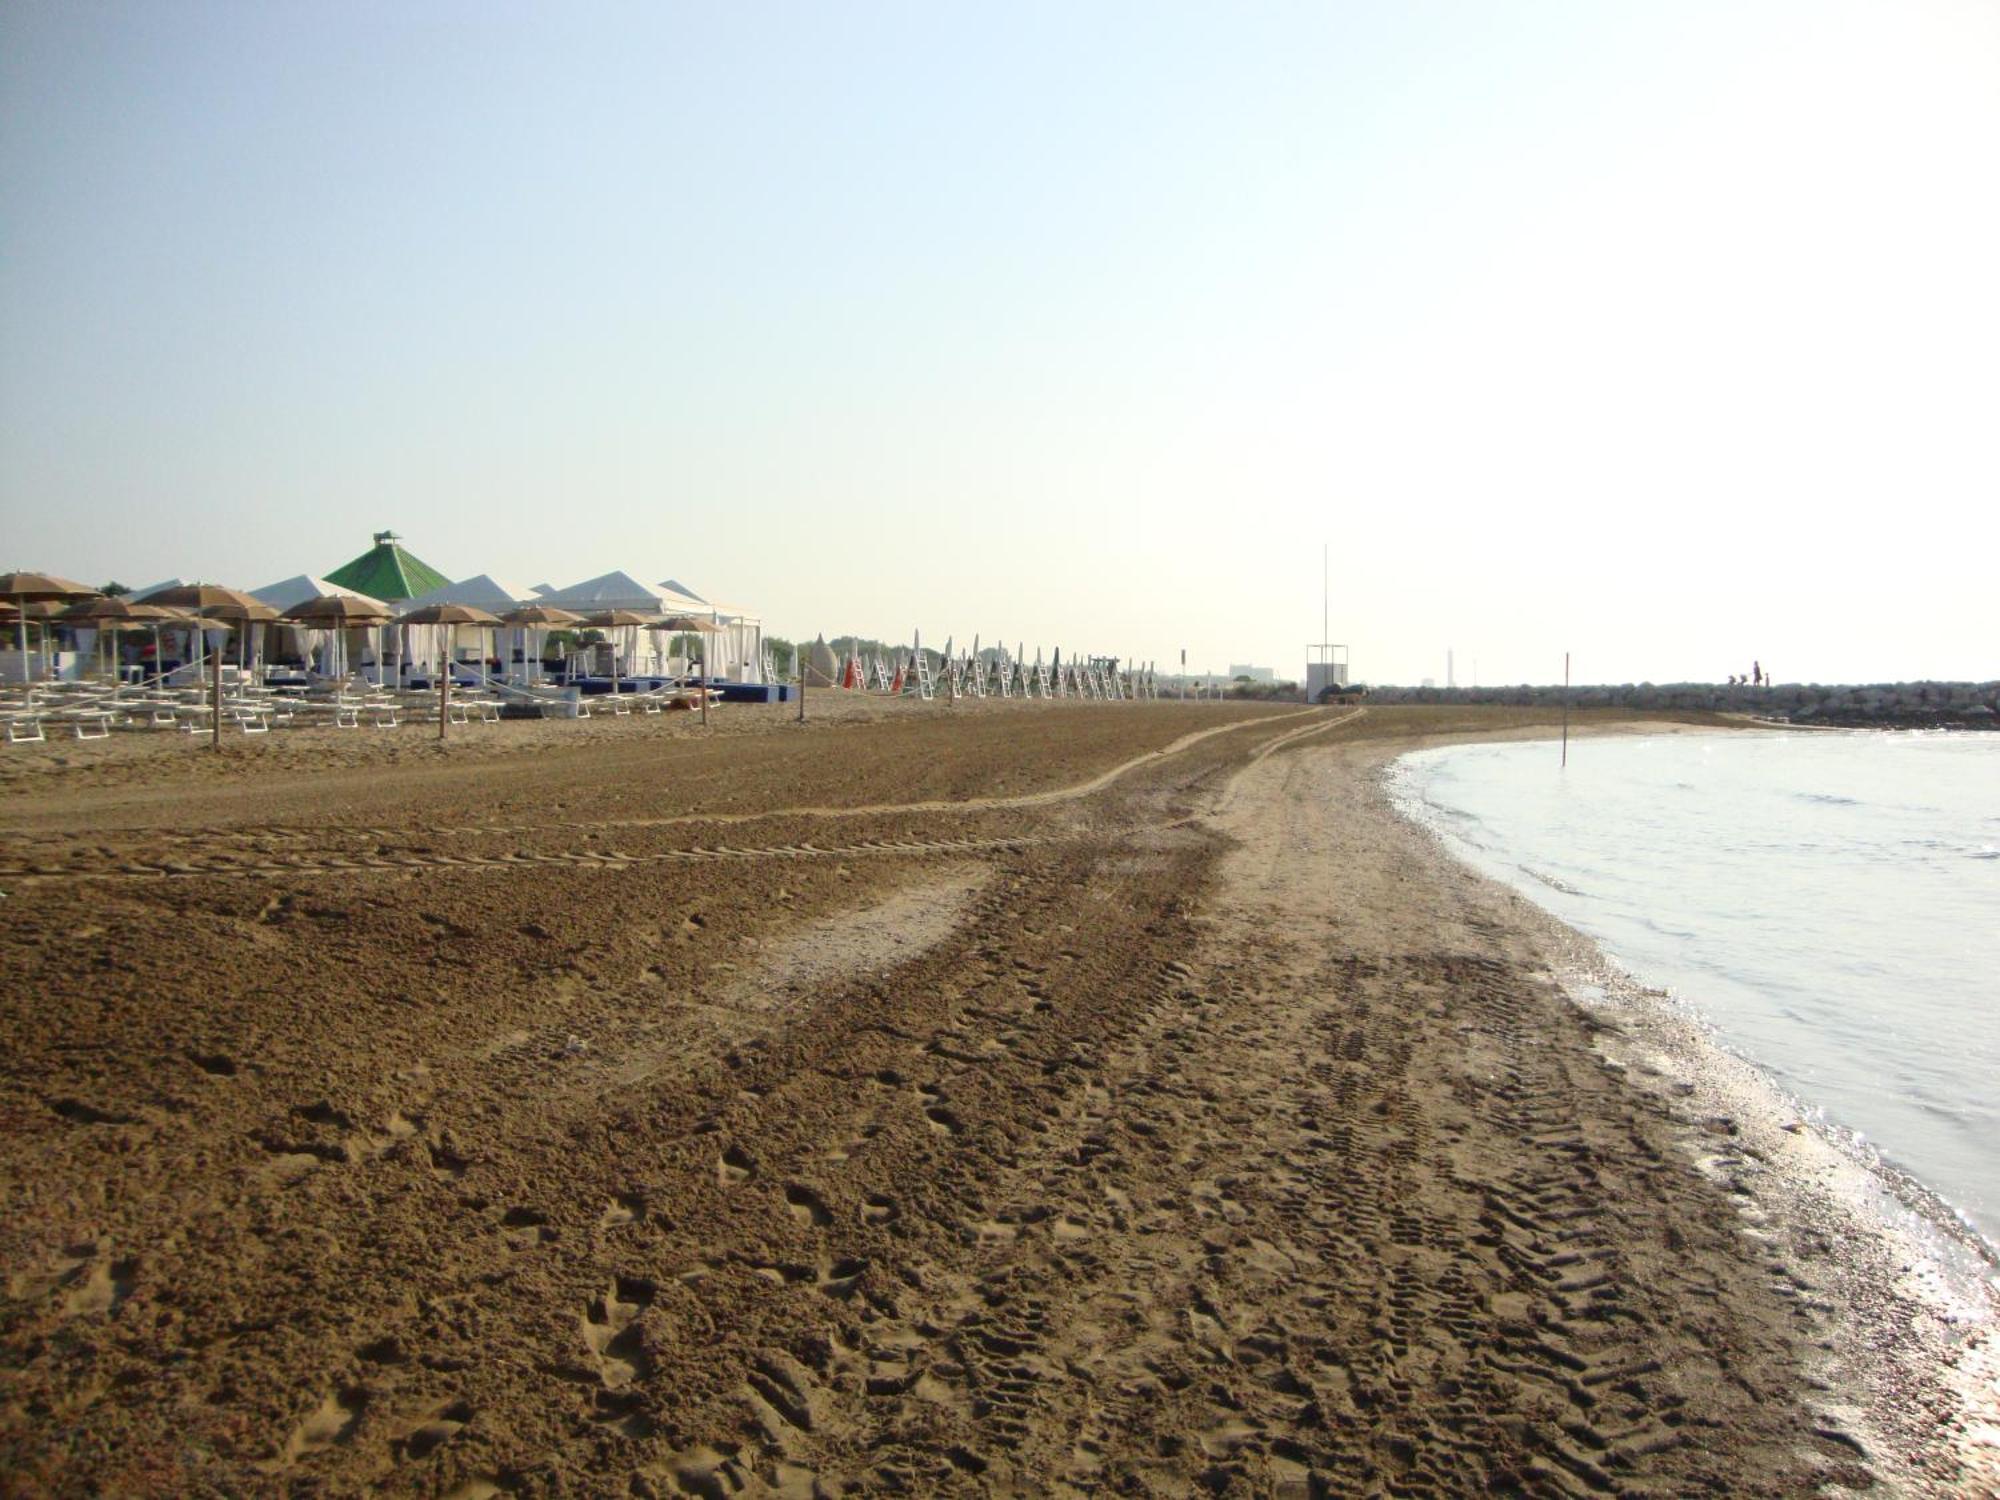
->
[[0, 710, 1361, 886]]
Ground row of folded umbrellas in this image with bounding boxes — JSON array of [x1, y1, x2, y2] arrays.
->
[[0, 572, 724, 635]]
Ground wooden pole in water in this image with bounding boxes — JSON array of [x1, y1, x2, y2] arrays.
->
[[1561, 651, 1570, 768]]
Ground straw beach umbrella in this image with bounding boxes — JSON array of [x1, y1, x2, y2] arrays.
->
[[498, 603, 580, 685], [281, 593, 394, 682], [398, 602, 500, 740], [0, 572, 100, 686], [580, 609, 658, 686], [653, 615, 722, 685], [134, 583, 272, 750], [56, 596, 183, 680]]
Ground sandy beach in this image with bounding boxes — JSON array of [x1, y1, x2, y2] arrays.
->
[[0, 701, 1988, 1496]]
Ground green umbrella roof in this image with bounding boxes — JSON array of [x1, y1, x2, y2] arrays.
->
[[322, 531, 451, 602]]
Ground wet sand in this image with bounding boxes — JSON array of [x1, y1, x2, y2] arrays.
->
[[0, 701, 1986, 1495]]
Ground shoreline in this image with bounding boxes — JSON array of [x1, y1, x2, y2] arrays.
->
[[2, 703, 1986, 1493], [1379, 729, 2000, 1490]]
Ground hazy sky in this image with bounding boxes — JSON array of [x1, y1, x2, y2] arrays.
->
[[3, 1, 1995, 685]]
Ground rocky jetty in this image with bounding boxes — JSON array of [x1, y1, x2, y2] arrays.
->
[[1361, 680, 2000, 728]]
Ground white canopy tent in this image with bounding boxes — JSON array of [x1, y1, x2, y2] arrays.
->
[[657, 579, 764, 682], [534, 572, 674, 677], [401, 573, 537, 611]]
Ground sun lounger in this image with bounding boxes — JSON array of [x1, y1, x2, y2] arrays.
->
[[4, 716, 45, 744]]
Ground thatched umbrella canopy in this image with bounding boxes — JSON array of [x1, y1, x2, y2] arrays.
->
[[399, 604, 503, 728], [0, 572, 99, 602], [133, 582, 266, 617], [136, 587, 280, 676], [579, 610, 657, 684], [281, 595, 392, 626], [496, 604, 580, 684], [397, 603, 501, 627], [282, 594, 394, 681], [2, 572, 100, 670], [57, 597, 187, 677], [497, 604, 581, 627]]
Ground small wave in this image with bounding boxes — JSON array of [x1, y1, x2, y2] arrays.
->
[[1796, 792, 1863, 807], [1517, 864, 1584, 896]]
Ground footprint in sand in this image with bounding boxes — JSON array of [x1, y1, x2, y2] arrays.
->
[[581, 1277, 657, 1390], [285, 1388, 366, 1461], [400, 1399, 474, 1459], [861, 1195, 899, 1225], [717, 1145, 756, 1186], [601, 1192, 645, 1227], [500, 1206, 555, 1249], [62, 1255, 137, 1317], [783, 1184, 832, 1228]]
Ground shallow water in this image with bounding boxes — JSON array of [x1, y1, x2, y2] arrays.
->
[[1392, 730, 2000, 1248]]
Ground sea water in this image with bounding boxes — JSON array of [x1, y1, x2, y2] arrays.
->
[[1391, 730, 2000, 1251]]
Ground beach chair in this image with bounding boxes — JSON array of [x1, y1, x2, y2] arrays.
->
[[69, 712, 114, 741], [4, 716, 45, 745]]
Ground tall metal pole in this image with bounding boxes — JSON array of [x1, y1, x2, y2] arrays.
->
[[797, 640, 806, 723], [211, 639, 222, 753], [1561, 652, 1570, 769], [699, 650, 708, 727]]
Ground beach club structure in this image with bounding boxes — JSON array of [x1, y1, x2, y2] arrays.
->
[[2, 532, 1162, 743]]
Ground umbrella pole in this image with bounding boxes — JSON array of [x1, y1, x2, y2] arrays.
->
[[440, 649, 449, 742], [211, 641, 223, 753]]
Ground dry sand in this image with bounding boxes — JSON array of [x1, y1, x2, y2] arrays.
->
[[0, 700, 1989, 1496]]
